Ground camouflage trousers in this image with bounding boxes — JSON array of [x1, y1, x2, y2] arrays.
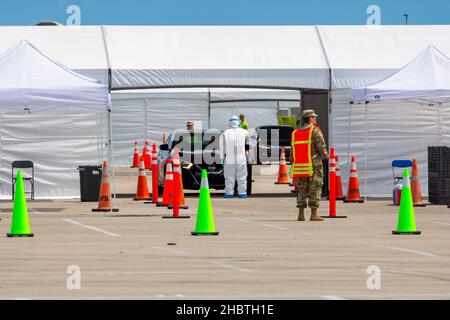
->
[[296, 165, 324, 209]]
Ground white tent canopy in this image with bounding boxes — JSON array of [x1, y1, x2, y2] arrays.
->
[[345, 45, 450, 198], [0, 26, 108, 84], [102, 26, 330, 90], [0, 40, 110, 112], [317, 25, 450, 89], [351, 46, 450, 103], [0, 40, 111, 199]]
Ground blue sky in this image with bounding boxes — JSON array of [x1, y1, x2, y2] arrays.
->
[[0, 0, 448, 25]]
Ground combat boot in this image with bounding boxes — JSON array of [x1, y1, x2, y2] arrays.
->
[[310, 208, 324, 221], [297, 207, 306, 221]]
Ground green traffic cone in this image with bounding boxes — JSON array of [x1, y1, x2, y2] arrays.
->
[[392, 169, 421, 235], [8, 171, 34, 237], [191, 169, 219, 236]]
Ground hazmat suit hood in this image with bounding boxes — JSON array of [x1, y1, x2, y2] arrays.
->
[[229, 115, 241, 128]]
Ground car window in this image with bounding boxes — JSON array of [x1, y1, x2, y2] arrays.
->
[[258, 127, 293, 145], [170, 132, 220, 151]]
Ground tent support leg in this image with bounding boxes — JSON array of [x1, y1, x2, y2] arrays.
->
[[347, 101, 352, 173], [364, 102, 368, 200], [107, 108, 116, 208]]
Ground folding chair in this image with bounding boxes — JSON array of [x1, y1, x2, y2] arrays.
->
[[12, 160, 35, 200], [392, 160, 412, 185]]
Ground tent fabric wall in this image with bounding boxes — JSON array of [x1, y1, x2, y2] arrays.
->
[[0, 112, 107, 199], [111, 88, 292, 165], [111, 89, 209, 166], [103, 26, 330, 90]]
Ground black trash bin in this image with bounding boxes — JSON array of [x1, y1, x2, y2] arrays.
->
[[78, 165, 102, 202]]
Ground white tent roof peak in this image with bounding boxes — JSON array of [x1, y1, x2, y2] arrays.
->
[[351, 45, 450, 103], [0, 40, 110, 112], [0, 39, 104, 86]]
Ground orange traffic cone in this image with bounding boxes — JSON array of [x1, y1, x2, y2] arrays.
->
[[92, 161, 119, 212], [156, 158, 174, 207], [133, 156, 152, 201], [335, 155, 344, 200], [275, 147, 290, 185], [168, 148, 189, 210], [163, 148, 190, 219], [131, 141, 140, 168], [343, 156, 364, 203], [145, 143, 160, 204], [411, 159, 427, 207]]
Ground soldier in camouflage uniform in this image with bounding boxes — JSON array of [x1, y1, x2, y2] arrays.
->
[[292, 110, 328, 221]]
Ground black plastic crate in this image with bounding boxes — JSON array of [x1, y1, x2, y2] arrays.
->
[[428, 146, 450, 205]]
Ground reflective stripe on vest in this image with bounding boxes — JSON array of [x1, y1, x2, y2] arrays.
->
[[290, 126, 315, 178]]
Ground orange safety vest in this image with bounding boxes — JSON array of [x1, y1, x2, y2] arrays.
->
[[290, 126, 316, 178]]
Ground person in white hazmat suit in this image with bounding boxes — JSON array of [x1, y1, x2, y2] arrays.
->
[[219, 115, 250, 199]]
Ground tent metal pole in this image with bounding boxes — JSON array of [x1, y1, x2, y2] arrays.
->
[[101, 25, 116, 207], [107, 109, 116, 204], [347, 102, 352, 170], [208, 89, 211, 128], [144, 99, 149, 141], [277, 101, 280, 119], [364, 102, 368, 200], [438, 102, 443, 145]]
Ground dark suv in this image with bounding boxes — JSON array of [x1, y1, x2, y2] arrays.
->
[[157, 129, 253, 195], [255, 125, 294, 164]]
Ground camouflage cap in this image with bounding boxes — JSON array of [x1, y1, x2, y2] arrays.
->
[[302, 109, 318, 118]]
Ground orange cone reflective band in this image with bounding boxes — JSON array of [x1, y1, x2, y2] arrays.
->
[[168, 148, 189, 210], [131, 141, 140, 168], [142, 140, 148, 159], [156, 158, 174, 207], [411, 159, 427, 207], [163, 148, 190, 219], [335, 155, 344, 200], [275, 146, 290, 184], [323, 148, 347, 218], [133, 156, 152, 201], [144, 141, 151, 169], [149, 143, 159, 203], [92, 161, 119, 212], [343, 156, 365, 203]]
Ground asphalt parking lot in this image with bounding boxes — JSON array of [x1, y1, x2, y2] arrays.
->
[[0, 166, 449, 300]]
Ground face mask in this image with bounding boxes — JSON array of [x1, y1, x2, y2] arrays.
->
[[229, 120, 240, 128]]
